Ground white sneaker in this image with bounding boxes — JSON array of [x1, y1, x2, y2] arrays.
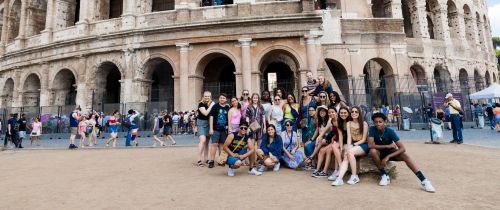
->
[[379, 174, 390, 186], [152, 143, 157, 147], [328, 171, 339, 181], [421, 179, 436, 193], [227, 168, 235, 177], [273, 162, 280, 172], [347, 175, 360, 185], [258, 165, 267, 172], [331, 178, 344, 186], [248, 168, 262, 176]]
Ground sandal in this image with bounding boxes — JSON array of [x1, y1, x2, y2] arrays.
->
[[197, 160, 204, 167]]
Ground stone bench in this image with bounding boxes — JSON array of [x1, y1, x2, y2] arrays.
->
[[357, 156, 397, 179]]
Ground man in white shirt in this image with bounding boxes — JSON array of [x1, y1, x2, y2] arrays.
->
[[444, 93, 463, 144]]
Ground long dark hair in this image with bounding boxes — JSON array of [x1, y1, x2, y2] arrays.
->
[[261, 90, 272, 103], [350, 106, 365, 134], [330, 91, 341, 104], [337, 106, 351, 132], [316, 107, 329, 128]]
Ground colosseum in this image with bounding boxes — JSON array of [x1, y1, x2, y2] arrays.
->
[[0, 0, 497, 114]]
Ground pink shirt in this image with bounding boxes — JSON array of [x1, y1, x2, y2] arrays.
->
[[32, 122, 42, 132]]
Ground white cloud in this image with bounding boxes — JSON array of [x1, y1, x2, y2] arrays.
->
[[489, 3, 500, 37]]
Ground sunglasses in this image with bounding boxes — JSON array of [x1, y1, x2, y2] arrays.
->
[[285, 124, 292, 127], [319, 95, 326, 98], [302, 90, 308, 92], [240, 126, 248, 130], [243, 93, 249, 96], [351, 110, 359, 113], [274, 99, 281, 101]]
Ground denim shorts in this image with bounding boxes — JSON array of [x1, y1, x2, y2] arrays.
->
[[357, 143, 369, 155], [109, 126, 118, 134], [211, 130, 227, 144], [197, 119, 209, 136], [227, 149, 247, 166]]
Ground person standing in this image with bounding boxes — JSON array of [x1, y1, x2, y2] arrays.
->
[[485, 103, 494, 130], [6, 114, 19, 148], [69, 107, 81, 149], [240, 90, 250, 118], [163, 112, 176, 145], [29, 117, 42, 146], [228, 97, 242, 133], [17, 114, 28, 148], [208, 94, 230, 168], [445, 93, 463, 144], [196, 91, 214, 166], [494, 103, 500, 132], [105, 110, 120, 147], [424, 104, 434, 122], [125, 109, 141, 147], [152, 113, 165, 147], [172, 112, 180, 135], [268, 95, 284, 134], [86, 114, 97, 147]]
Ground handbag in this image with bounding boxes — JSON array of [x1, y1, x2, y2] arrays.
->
[[249, 107, 261, 132], [218, 135, 246, 165]]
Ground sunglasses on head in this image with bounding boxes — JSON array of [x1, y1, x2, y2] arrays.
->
[[240, 126, 248, 130]]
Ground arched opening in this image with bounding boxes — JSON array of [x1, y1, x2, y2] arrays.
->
[[410, 64, 427, 91], [52, 69, 77, 106], [371, 0, 391, 18], [109, 0, 123, 19], [22, 74, 41, 107], [485, 71, 491, 87], [447, 0, 459, 39], [426, 0, 439, 40], [363, 58, 396, 106], [433, 65, 452, 93], [144, 58, 175, 112], [463, 5, 475, 43], [476, 13, 484, 45], [259, 50, 298, 95], [95, 0, 122, 20], [152, 0, 175, 11], [7, 0, 21, 43], [402, 0, 414, 38], [493, 73, 497, 83], [474, 69, 484, 91], [55, 0, 80, 29], [458, 68, 468, 92], [0, 8, 4, 40], [1, 78, 14, 107], [94, 62, 121, 104], [325, 59, 349, 101], [25, 0, 47, 37], [201, 54, 236, 98], [483, 15, 491, 50]]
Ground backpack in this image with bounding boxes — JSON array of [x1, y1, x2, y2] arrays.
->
[[158, 117, 164, 129], [122, 117, 132, 129]]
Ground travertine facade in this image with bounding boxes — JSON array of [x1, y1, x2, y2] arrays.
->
[[0, 0, 497, 112]]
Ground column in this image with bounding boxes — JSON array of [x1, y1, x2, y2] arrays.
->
[[121, 0, 137, 30], [435, 8, 451, 42], [456, 11, 467, 41], [41, 0, 55, 43], [391, 0, 402, 19], [177, 43, 190, 111], [17, 0, 27, 38], [75, 56, 87, 108], [75, 0, 90, 35], [0, 0, 10, 53], [412, 3, 430, 39], [13, 68, 22, 107], [39, 63, 51, 107], [305, 35, 317, 76], [239, 38, 252, 93]]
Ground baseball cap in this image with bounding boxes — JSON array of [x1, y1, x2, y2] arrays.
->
[[445, 93, 453, 99]]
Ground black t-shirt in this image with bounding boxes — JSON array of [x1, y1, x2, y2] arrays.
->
[[164, 115, 173, 127], [198, 102, 210, 121], [486, 107, 494, 116], [18, 118, 27, 131], [209, 103, 230, 131], [8, 118, 18, 132], [425, 107, 434, 118], [228, 132, 249, 153]]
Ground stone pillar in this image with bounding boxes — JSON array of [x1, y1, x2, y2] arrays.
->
[[177, 43, 190, 111], [75, 56, 87, 108], [305, 35, 318, 76], [0, 0, 11, 53], [121, 0, 137, 30], [412, 3, 430, 39], [391, 0, 402, 19], [39, 63, 51, 107], [456, 11, 467, 41], [15, 0, 28, 48], [41, 0, 55, 43], [435, 8, 451, 42], [476, 19, 486, 51], [13, 69, 23, 107], [239, 38, 253, 93]]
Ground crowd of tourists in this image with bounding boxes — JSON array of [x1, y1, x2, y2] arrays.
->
[[194, 71, 436, 192]]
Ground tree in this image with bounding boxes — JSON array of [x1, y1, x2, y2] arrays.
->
[[494, 37, 500, 49]]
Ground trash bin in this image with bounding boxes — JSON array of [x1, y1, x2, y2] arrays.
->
[[430, 118, 443, 140], [477, 114, 484, 128], [403, 117, 410, 131]]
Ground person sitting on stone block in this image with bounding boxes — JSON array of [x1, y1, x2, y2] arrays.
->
[[368, 112, 436, 193]]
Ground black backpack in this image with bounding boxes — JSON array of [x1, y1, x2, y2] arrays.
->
[[158, 117, 164, 128], [122, 117, 132, 128]]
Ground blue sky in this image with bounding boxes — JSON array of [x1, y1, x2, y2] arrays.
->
[[487, 0, 500, 37]]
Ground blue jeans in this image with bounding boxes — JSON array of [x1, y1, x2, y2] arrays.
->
[[488, 115, 495, 129], [125, 125, 139, 146], [450, 114, 463, 142], [304, 140, 316, 157]]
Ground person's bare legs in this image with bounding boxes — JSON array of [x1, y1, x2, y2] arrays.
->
[[331, 143, 342, 171], [315, 147, 327, 172], [347, 146, 366, 176], [209, 143, 218, 161], [322, 146, 333, 173]]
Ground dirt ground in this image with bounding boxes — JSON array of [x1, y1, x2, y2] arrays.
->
[[1, 142, 499, 210]]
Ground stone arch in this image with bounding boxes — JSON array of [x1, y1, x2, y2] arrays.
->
[[371, 0, 391, 18], [139, 53, 177, 76], [259, 49, 300, 95], [363, 58, 396, 106], [447, 0, 459, 39], [483, 15, 491, 50], [22, 73, 41, 107], [426, 15, 435, 39], [93, 61, 122, 104], [493, 72, 497, 83], [458, 68, 468, 91], [410, 63, 428, 90], [433, 64, 452, 93], [325, 58, 349, 100], [255, 45, 305, 73], [152, 0, 175, 12], [89, 57, 125, 82], [7, 0, 21, 43], [25, 0, 47, 37], [426, 0, 440, 40], [52, 69, 77, 106], [463, 5, 475, 43], [142, 57, 175, 112], [95, 0, 123, 20], [196, 53, 237, 98], [485, 70, 491, 87], [401, 0, 414, 38], [194, 48, 239, 76], [1, 78, 15, 107], [474, 69, 484, 91]]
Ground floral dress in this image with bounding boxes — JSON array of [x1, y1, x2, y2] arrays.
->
[[246, 104, 265, 140]]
